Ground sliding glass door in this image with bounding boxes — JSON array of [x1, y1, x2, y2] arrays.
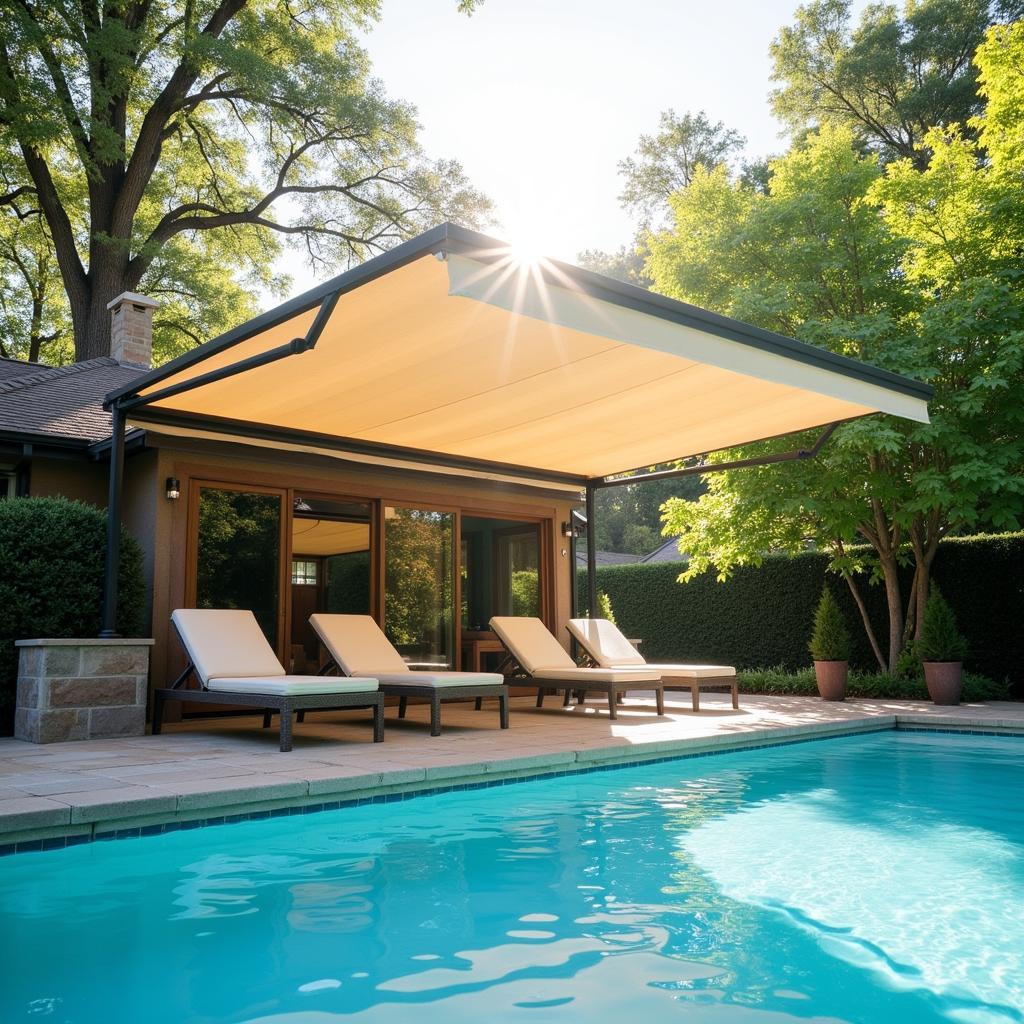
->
[[383, 507, 455, 668]]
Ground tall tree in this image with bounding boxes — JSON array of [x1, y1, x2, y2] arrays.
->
[[618, 109, 745, 228], [770, 0, 1019, 167], [0, 151, 70, 363], [0, 0, 490, 362], [649, 113, 1024, 671], [578, 109, 744, 288]]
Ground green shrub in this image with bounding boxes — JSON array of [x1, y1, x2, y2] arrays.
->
[[809, 586, 851, 661], [0, 498, 145, 731], [917, 586, 968, 663], [511, 570, 539, 616]]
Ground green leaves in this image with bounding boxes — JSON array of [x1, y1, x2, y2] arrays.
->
[[809, 584, 852, 661], [652, 31, 1024, 668], [916, 586, 969, 662], [0, 0, 491, 359]]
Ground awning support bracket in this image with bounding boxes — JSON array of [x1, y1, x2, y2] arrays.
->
[[99, 289, 342, 636], [591, 421, 841, 489], [113, 288, 343, 414], [579, 421, 842, 623]]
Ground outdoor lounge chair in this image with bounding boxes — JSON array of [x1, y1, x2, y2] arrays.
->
[[310, 614, 509, 737], [567, 617, 739, 712], [489, 616, 665, 719], [155, 608, 384, 752]]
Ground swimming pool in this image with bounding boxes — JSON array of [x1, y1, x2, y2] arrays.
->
[[1, 730, 1021, 1023]]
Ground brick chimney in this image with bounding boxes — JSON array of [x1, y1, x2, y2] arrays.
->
[[107, 292, 158, 368]]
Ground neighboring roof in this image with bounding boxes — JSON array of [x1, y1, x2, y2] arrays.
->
[[110, 223, 932, 488], [0, 357, 49, 383], [575, 549, 643, 568], [0, 357, 148, 444], [640, 537, 687, 564]]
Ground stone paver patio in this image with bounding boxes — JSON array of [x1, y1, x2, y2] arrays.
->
[[1, 693, 1022, 852]]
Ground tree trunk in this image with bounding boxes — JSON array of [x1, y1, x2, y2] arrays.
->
[[73, 290, 116, 361], [71, 246, 137, 361], [878, 553, 904, 673], [842, 570, 887, 672]]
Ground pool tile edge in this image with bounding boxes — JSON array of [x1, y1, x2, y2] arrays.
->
[[2, 712, 1022, 857]]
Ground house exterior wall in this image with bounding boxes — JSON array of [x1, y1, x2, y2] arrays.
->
[[27, 458, 108, 506], [16, 434, 581, 704], [143, 433, 580, 694]]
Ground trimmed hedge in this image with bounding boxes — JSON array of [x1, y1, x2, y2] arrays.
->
[[736, 668, 1010, 702], [0, 498, 146, 731], [579, 532, 1024, 696]]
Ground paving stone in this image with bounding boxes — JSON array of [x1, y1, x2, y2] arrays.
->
[[170, 777, 309, 811], [0, 796, 72, 831], [306, 766, 426, 796], [67, 787, 178, 824]]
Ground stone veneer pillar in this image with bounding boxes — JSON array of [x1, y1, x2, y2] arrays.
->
[[14, 639, 154, 743]]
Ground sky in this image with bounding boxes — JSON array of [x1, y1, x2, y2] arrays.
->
[[275, 0, 870, 298]]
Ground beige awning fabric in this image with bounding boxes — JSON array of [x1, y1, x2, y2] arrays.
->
[[114, 224, 931, 485], [291, 519, 369, 557]]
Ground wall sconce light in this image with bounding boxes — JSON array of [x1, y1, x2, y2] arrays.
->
[[561, 520, 574, 539], [165, 477, 180, 500]]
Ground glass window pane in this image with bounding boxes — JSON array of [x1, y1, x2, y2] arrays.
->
[[196, 488, 281, 648], [461, 517, 541, 624], [384, 507, 454, 668], [292, 560, 318, 585]]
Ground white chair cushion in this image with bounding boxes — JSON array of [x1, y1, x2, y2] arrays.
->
[[311, 614, 410, 675], [172, 608, 285, 686], [374, 671, 504, 689], [618, 663, 737, 679], [206, 676, 379, 696], [531, 667, 661, 683], [567, 618, 647, 667], [490, 616, 575, 673]]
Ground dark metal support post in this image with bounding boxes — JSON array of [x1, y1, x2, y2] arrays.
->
[[569, 522, 578, 618], [99, 404, 126, 638], [585, 483, 597, 617]]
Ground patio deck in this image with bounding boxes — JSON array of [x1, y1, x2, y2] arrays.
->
[[1, 692, 1022, 853]]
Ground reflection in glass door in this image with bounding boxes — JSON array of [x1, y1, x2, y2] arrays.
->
[[194, 485, 284, 648], [290, 496, 373, 672], [384, 507, 454, 668]]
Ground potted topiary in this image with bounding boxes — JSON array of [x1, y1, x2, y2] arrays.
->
[[809, 585, 851, 701], [917, 585, 967, 705]]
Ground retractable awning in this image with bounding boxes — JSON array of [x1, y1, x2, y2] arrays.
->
[[106, 223, 931, 489]]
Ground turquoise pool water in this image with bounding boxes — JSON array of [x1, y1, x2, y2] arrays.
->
[[1, 730, 1022, 1023]]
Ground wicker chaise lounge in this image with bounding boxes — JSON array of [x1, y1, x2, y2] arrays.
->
[[489, 616, 665, 719], [567, 617, 739, 712], [311, 614, 509, 737], [155, 608, 384, 752]]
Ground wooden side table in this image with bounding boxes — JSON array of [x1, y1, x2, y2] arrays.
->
[[461, 632, 506, 672]]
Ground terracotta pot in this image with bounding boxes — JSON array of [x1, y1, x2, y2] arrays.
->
[[923, 661, 963, 706], [814, 660, 848, 701]]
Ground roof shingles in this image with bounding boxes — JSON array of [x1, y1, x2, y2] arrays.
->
[[0, 357, 147, 443]]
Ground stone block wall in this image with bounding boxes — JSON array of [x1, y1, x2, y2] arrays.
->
[[14, 639, 153, 743]]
